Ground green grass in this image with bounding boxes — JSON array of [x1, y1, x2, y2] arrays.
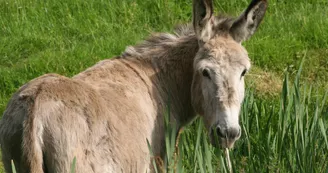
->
[[0, 0, 327, 172]]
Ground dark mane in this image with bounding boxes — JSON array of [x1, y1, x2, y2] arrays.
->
[[120, 15, 235, 58], [120, 23, 195, 58]]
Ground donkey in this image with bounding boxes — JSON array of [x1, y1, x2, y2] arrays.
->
[[0, 0, 267, 172]]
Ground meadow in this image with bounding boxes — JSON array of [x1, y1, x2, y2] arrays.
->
[[0, 0, 327, 172]]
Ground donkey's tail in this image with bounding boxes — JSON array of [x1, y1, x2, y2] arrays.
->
[[20, 84, 45, 173], [0, 83, 46, 173]]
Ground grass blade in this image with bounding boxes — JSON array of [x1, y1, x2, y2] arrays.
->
[[11, 160, 16, 173], [70, 157, 76, 173]]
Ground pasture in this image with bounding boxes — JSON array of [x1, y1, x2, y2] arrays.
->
[[0, 0, 327, 172]]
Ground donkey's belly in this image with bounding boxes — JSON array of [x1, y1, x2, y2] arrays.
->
[[87, 89, 158, 173]]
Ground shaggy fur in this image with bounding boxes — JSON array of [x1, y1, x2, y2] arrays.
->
[[0, 0, 267, 172]]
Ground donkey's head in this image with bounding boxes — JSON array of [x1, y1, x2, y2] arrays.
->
[[191, 0, 267, 148]]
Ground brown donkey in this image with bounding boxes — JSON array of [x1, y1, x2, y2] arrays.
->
[[0, 0, 267, 172]]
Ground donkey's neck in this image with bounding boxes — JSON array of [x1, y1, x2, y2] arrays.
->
[[121, 33, 199, 127]]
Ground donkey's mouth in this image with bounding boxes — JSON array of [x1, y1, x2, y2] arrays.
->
[[209, 133, 237, 149]]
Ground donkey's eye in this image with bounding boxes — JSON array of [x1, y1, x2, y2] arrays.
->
[[241, 69, 247, 77], [202, 69, 211, 79]]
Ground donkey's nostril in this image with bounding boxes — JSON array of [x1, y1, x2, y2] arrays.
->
[[215, 126, 241, 139], [216, 126, 226, 138], [227, 127, 241, 139]]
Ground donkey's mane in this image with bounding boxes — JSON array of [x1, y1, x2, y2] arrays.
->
[[120, 23, 195, 58], [120, 15, 234, 59]]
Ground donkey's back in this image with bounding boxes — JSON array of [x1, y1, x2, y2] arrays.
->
[[0, 59, 158, 173]]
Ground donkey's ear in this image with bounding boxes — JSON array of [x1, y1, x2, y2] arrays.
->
[[230, 0, 268, 43], [193, 0, 214, 42]]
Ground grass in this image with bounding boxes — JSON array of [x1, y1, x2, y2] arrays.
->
[[0, 0, 327, 172]]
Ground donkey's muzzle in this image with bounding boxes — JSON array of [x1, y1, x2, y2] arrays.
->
[[211, 125, 241, 148], [216, 126, 241, 140]]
